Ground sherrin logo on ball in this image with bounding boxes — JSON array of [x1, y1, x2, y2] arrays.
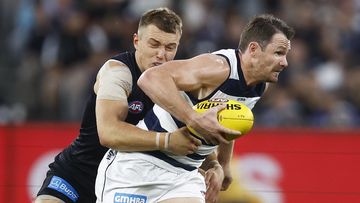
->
[[188, 99, 254, 141]]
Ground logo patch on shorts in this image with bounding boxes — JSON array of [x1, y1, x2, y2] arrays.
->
[[48, 176, 79, 202], [128, 101, 144, 114], [114, 193, 147, 203], [106, 149, 117, 160]]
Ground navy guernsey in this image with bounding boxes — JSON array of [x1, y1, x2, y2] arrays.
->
[[40, 51, 153, 202]]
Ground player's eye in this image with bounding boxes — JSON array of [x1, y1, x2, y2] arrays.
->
[[149, 43, 159, 48], [165, 45, 176, 51], [275, 51, 284, 56]]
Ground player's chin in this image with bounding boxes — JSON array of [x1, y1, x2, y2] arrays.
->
[[266, 77, 278, 83], [269, 73, 280, 82]]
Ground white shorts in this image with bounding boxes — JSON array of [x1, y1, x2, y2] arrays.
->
[[95, 150, 206, 203]]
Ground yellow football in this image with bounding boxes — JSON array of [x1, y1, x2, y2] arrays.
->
[[188, 99, 254, 141]]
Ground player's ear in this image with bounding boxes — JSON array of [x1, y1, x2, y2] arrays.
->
[[248, 42, 260, 56], [249, 42, 259, 53], [133, 33, 139, 49]]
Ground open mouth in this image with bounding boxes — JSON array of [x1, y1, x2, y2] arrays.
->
[[152, 62, 162, 66], [274, 69, 283, 75]]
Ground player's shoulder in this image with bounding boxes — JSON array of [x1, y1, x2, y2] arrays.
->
[[211, 49, 237, 56], [195, 51, 232, 63], [104, 59, 127, 70], [210, 49, 238, 63], [96, 59, 131, 82], [97, 59, 129, 76]]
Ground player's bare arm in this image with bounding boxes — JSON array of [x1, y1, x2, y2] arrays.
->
[[138, 54, 241, 145], [95, 60, 200, 154], [217, 141, 235, 191]]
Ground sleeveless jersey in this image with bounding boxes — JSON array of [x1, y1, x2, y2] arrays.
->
[[48, 51, 153, 193], [137, 49, 266, 171]]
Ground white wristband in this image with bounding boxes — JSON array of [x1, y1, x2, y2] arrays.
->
[[164, 133, 170, 150], [156, 133, 161, 149]]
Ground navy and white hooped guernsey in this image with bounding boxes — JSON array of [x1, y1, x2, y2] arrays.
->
[[137, 49, 266, 171]]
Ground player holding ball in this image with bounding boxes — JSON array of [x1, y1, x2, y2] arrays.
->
[[96, 14, 294, 203], [188, 99, 254, 141]]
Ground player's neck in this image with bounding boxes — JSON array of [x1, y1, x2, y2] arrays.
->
[[239, 53, 258, 87], [135, 51, 146, 72]]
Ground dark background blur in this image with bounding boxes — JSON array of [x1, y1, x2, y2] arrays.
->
[[1, 0, 360, 128]]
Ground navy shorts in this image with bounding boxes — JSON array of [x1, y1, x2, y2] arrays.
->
[[37, 171, 96, 203]]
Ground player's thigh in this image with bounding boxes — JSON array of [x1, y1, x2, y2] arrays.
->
[[159, 197, 204, 203], [34, 195, 66, 203]]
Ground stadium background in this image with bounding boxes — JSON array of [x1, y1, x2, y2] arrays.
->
[[0, 0, 360, 202]]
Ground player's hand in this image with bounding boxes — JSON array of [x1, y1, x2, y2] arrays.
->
[[187, 104, 241, 145], [167, 127, 202, 156], [220, 164, 233, 191], [204, 164, 224, 203]]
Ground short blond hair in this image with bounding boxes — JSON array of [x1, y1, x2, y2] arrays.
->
[[138, 7, 182, 36]]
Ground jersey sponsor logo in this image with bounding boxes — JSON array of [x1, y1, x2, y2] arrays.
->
[[208, 98, 229, 102], [48, 176, 79, 202], [128, 101, 144, 114], [225, 103, 241, 110], [196, 102, 241, 110], [114, 193, 147, 203], [196, 102, 220, 109]]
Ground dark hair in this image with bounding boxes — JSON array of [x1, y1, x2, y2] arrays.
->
[[139, 7, 182, 35], [238, 14, 295, 52]]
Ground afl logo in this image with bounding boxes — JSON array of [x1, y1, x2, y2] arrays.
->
[[128, 101, 144, 113]]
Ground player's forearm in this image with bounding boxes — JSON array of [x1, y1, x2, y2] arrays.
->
[[98, 122, 167, 151], [217, 141, 234, 166], [138, 68, 195, 123], [95, 99, 158, 151]]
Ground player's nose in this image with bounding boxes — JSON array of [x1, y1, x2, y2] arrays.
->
[[156, 47, 166, 59], [280, 56, 288, 67]]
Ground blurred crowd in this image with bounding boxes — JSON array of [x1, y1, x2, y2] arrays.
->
[[1, 0, 360, 128]]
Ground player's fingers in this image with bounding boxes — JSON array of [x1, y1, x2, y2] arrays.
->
[[221, 180, 230, 191], [216, 134, 230, 144], [187, 142, 199, 153], [206, 177, 220, 202], [190, 136, 202, 146], [221, 175, 233, 191], [212, 103, 227, 112], [205, 190, 213, 202], [201, 136, 215, 145], [219, 126, 242, 136], [191, 144, 198, 153], [221, 183, 229, 191], [202, 137, 219, 145], [200, 132, 221, 145], [204, 172, 212, 185], [198, 168, 206, 177], [205, 185, 217, 203]]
